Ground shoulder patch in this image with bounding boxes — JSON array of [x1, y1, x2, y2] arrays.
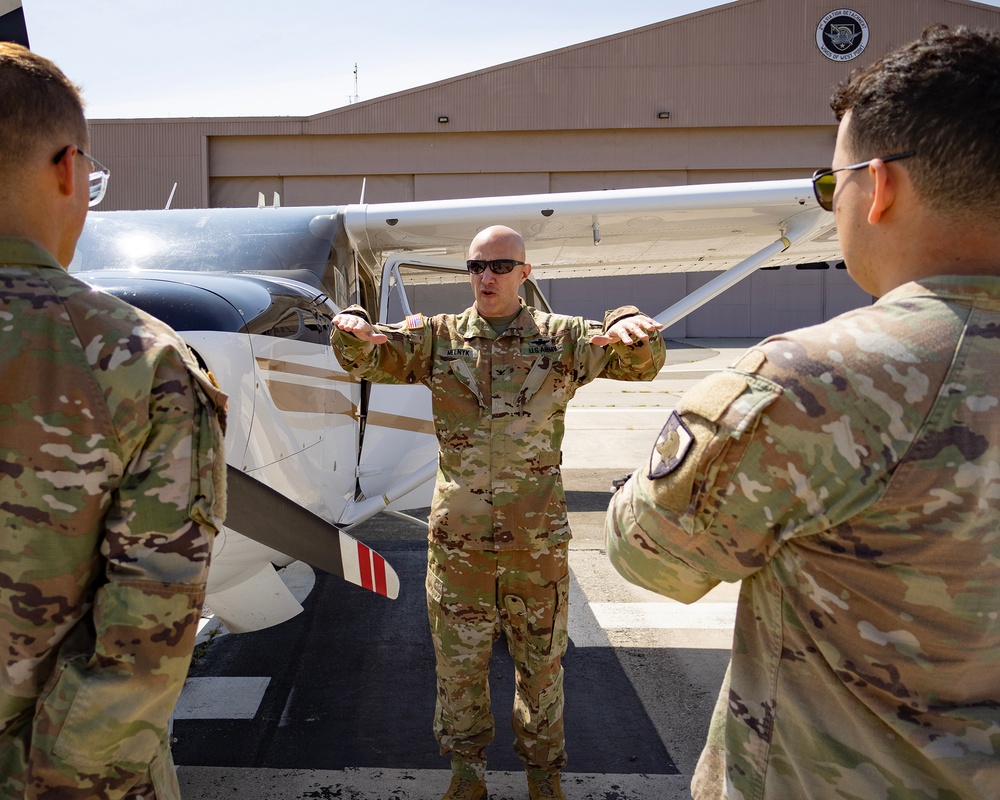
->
[[649, 411, 694, 479], [406, 313, 425, 330]]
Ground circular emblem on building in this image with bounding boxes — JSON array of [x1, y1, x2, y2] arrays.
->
[[816, 9, 869, 62]]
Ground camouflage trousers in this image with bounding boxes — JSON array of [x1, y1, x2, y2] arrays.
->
[[0, 731, 174, 800], [425, 541, 570, 780]]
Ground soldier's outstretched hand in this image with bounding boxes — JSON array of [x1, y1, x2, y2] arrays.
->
[[333, 313, 388, 344], [591, 314, 663, 346]]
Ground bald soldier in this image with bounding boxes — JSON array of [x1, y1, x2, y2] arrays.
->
[[0, 44, 227, 799], [606, 25, 1000, 799], [331, 225, 665, 800]]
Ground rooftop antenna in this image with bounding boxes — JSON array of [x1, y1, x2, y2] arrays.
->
[[353, 63, 359, 104]]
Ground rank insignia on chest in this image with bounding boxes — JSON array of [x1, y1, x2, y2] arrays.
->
[[649, 411, 694, 479], [406, 313, 425, 330]]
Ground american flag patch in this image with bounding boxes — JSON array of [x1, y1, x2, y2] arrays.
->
[[406, 313, 425, 329]]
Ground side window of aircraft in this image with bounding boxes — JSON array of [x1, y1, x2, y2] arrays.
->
[[385, 263, 473, 321], [520, 278, 547, 311], [256, 308, 331, 344]]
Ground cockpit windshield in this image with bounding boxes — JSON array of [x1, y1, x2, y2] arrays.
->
[[69, 206, 351, 308]]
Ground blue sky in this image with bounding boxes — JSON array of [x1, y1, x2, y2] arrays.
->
[[16, 0, 747, 117], [21, 1, 1000, 119]]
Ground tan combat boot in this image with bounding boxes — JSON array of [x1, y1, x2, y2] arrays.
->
[[442, 774, 488, 800], [528, 773, 566, 800]]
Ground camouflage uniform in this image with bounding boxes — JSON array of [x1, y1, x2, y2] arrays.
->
[[0, 238, 228, 800], [606, 276, 1000, 799], [332, 301, 664, 778]]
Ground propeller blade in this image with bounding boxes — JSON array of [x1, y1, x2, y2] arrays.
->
[[224, 465, 399, 599]]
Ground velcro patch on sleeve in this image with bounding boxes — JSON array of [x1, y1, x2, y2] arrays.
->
[[649, 411, 694, 479], [676, 371, 749, 423], [731, 348, 766, 373], [406, 313, 425, 330]]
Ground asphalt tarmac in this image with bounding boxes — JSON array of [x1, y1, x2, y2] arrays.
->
[[175, 339, 755, 800]]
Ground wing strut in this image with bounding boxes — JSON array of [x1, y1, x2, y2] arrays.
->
[[653, 209, 829, 329], [340, 458, 437, 529]]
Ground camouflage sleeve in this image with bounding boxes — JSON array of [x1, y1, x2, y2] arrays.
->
[[330, 325, 378, 376], [601, 327, 666, 381], [602, 304, 644, 331], [605, 349, 786, 600], [585, 308, 666, 382], [606, 340, 908, 601], [330, 316, 435, 386], [27, 348, 226, 793], [606, 468, 724, 603], [605, 344, 844, 602]]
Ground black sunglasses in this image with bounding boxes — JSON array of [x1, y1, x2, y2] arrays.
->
[[466, 259, 525, 275], [811, 151, 915, 212]]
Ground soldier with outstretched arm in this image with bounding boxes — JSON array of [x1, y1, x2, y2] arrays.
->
[[331, 224, 664, 800], [605, 25, 1000, 800]]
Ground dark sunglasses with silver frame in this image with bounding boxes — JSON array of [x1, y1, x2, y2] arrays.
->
[[811, 150, 915, 212], [466, 259, 526, 275], [53, 145, 111, 207]]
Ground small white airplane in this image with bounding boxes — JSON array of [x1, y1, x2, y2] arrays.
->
[[68, 182, 839, 632], [3, 0, 842, 632]]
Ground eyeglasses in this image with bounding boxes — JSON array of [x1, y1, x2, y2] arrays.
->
[[811, 151, 915, 212], [53, 145, 111, 207], [466, 259, 525, 275]]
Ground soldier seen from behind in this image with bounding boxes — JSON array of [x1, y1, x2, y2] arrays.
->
[[0, 44, 227, 799], [605, 25, 1000, 800], [331, 224, 665, 800]]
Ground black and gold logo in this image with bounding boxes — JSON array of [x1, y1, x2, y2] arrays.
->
[[816, 9, 869, 62]]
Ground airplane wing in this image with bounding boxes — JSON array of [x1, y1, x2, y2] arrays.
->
[[343, 178, 838, 279]]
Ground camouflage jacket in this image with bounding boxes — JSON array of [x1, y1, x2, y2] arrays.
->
[[332, 302, 664, 550], [0, 238, 227, 800], [606, 276, 1000, 799]]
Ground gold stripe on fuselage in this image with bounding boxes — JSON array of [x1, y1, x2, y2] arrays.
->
[[256, 358, 353, 382], [366, 410, 435, 436], [256, 358, 434, 436]]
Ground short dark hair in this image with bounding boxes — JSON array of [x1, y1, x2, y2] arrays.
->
[[831, 25, 1000, 219], [0, 43, 86, 172]]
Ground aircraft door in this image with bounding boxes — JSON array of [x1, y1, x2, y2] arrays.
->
[[353, 257, 467, 513]]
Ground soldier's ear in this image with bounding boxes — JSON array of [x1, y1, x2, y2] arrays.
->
[[53, 146, 77, 198], [867, 159, 896, 225]]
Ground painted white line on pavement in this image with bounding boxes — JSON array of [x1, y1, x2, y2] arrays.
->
[[178, 766, 692, 800], [589, 602, 737, 630], [175, 676, 271, 720], [567, 407, 671, 412]]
